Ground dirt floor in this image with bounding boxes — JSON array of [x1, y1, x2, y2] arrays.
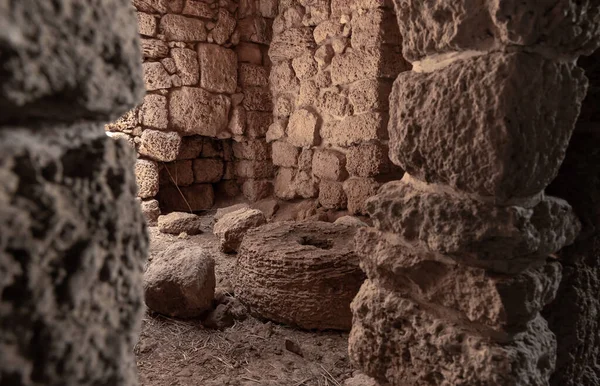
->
[[135, 215, 356, 386]]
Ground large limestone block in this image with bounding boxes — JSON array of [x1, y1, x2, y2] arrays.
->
[[234, 222, 366, 330], [157, 212, 204, 235], [159, 14, 207, 41], [356, 228, 561, 330], [139, 129, 182, 162], [330, 48, 408, 86], [389, 52, 587, 200], [0, 0, 144, 123], [197, 44, 238, 94], [287, 109, 320, 147], [171, 48, 200, 86], [349, 281, 556, 386], [368, 178, 580, 273], [0, 125, 147, 386], [144, 243, 215, 318], [269, 27, 317, 60], [135, 159, 160, 198], [322, 113, 388, 147], [395, 0, 600, 61], [213, 208, 267, 253], [169, 87, 231, 136]]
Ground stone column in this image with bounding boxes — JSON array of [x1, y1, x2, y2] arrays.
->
[[349, 2, 600, 385], [0, 1, 147, 385]]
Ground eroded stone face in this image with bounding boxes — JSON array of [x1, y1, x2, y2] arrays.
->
[[0, 125, 147, 386], [169, 87, 231, 137], [389, 52, 587, 200], [350, 281, 557, 386], [0, 0, 144, 123]]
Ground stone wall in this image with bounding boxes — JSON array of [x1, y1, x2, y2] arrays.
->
[[268, 0, 408, 215], [349, 1, 600, 385], [0, 1, 147, 385], [108, 0, 277, 221]]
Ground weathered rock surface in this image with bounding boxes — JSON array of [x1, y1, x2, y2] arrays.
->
[[158, 212, 204, 235], [356, 228, 561, 330], [334, 216, 368, 228], [234, 221, 366, 330], [144, 243, 215, 318], [368, 178, 580, 272], [213, 208, 267, 253], [389, 52, 587, 200], [169, 87, 231, 137], [141, 199, 161, 226], [214, 203, 251, 221], [0, 125, 147, 386], [0, 0, 144, 123], [395, 0, 600, 61], [135, 159, 160, 198], [350, 281, 556, 386]]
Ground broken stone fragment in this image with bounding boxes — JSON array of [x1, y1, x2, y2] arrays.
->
[[213, 208, 267, 253], [144, 243, 215, 318], [135, 159, 160, 198], [367, 178, 581, 273], [349, 281, 557, 386], [141, 199, 161, 227], [234, 221, 365, 330], [389, 52, 587, 200], [158, 212, 204, 235], [169, 87, 231, 136], [214, 204, 251, 222]]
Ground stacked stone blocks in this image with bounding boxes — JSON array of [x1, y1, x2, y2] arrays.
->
[[349, 1, 600, 385]]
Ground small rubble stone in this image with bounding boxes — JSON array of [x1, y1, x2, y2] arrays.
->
[[213, 208, 267, 253], [144, 243, 215, 318], [141, 199, 161, 226], [135, 159, 160, 198], [158, 212, 204, 235], [139, 130, 182, 162], [215, 204, 251, 221]]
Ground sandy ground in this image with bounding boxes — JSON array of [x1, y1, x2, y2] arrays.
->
[[135, 219, 356, 386]]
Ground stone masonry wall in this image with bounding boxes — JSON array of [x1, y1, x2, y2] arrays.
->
[[107, 0, 277, 222], [349, 1, 600, 385], [267, 0, 408, 215]]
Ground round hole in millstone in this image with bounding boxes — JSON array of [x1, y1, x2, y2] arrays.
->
[[234, 221, 365, 331]]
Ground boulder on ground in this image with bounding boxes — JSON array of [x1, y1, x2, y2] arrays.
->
[[214, 203, 250, 221], [144, 243, 215, 318], [334, 215, 368, 227], [213, 208, 267, 253], [158, 212, 204, 235], [234, 221, 365, 330]]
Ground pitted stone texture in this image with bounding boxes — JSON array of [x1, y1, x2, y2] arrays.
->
[[287, 109, 320, 147], [0, 0, 144, 123], [347, 142, 390, 177], [139, 129, 182, 162], [389, 52, 587, 200], [330, 48, 408, 86], [352, 8, 401, 49], [269, 27, 317, 60], [158, 212, 204, 235], [135, 159, 160, 198], [144, 243, 215, 318], [0, 125, 147, 386], [160, 14, 207, 41], [349, 281, 556, 386], [368, 179, 580, 273], [141, 199, 161, 226], [322, 113, 388, 147], [198, 44, 238, 94], [394, 0, 600, 61], [319, 181, 347, 210], [344, 177, 381, 215], [133, 0, 184, 14], [140, 94, 168, 130], [356, 228, 561, 330], [171, 48, 200, 86], [143, 62, 172, 91], [213, 208, 267, 253], [141, 38, 169, 59], [312, 149, 347, 181], [169, 87, 231, 137], [234, 221, 365, 330]]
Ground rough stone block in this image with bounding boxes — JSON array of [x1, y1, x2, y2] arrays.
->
[[171, 48, 200, 86], [369, 178, 581, 273], [266, 120, 286, 142], [313, 20, 343, 45], [349, 79, 393, 113], [160, 14, 207, 41], [242, 179, 273, 202], [177, 136, 203, 159], [158, 184, 214, 211], [295, 170, 319, 198], [197, 44, 237, 94], [319, 180, 347, 209], [193, 159, 224, 183], [139, 129, 182, 162], [270, 61, 299, 93], [143, 62, 172, 91], [235, 160, 274, 179], [158, 212, 204, 235], [237, 16, 271, 45], [141, 198, 161, 226], [236, 42, 263, 64], [287, 109, 320, 147], [246, 111, 273, 138], [269, 27, 317, 60], [313, 150, 347, 181], [0, 0, 144, 123], [169, 87, 231, 136], [137, 12, 158, 37], [389, 52, 587, 200], [322, 113, 388, 147], [0, 125, 147, 385], [343, 177, 380, 215], [202, 138, 225, 158], [234, 221, 364, 330], [319, 91, 353, 117], [232, 140, 270, 160], [298, 148, 313, 171], [141, 38, 170, 59], [135, 159, 160, 198], [351, 8, 401, 49], [159, 160, 194, 187], [212, 9, 237, 45], [133, 0, 184, 14], [274, 168, 298, 199], [243, 87, 273, 112], [140, 94, 168, 130], [272, 141, 300, 167], [182, 0, 215, 18], [347, 142, 389, 177], [107, 108, 139, 132], [144, 243, 215, 317], [349, 281, 557, 386], [213, 209, 267, 253], [239, 64, 269, 87], [330, 48, 408, 85], [292, 54, 318, 80]]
